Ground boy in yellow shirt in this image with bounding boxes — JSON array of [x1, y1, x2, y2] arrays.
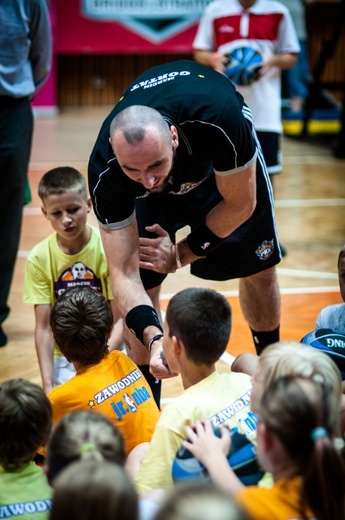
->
[[134, 287, 254, 493], [23, 167, 123, 394]]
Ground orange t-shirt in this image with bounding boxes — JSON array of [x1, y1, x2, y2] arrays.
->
[[48, 351, 160, 454], [236, 476, 315, 520]]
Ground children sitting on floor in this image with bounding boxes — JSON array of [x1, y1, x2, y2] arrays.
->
[[133, 287, 255, 493], [46, 285, 159, 455], [0, 379, 53, 518], [184, 374, 345, 520]]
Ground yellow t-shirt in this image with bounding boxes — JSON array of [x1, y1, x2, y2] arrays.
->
[[135, 371, 255, 493], [23, 225, 112, 357], [48, 351, 160, 454], [236, 476, 315, 520]]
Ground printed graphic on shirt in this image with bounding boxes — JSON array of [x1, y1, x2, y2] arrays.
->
[[210, 389, 256, 436], [0, 499, 52, 518], [130, 69, 191, 92], [89, 369, 152, 421], [136, 178, 208, 200], [54, 263, 102, 298]]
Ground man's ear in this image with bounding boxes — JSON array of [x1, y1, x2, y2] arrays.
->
[[170, 125, 179, 150], [41, 206, 48, 219]]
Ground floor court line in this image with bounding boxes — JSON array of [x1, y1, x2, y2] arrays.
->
[[275, 199, 345, 208], [161, 286, 339, 301], [23, 198, 345, 217]]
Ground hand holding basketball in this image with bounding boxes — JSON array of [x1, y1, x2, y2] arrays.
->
[[173, 420, 264, 486], [225, 46, 264, 86], [183, 419, 231, 466]]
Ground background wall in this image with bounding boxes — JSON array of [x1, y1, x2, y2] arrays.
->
[[34, 0, 344, 110]]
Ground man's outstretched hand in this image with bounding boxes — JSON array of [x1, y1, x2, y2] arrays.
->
[[149, 340, 178, 380]]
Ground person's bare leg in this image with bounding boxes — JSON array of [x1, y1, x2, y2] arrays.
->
[[231, 352, 259, 376], [239, 266, 281, 354]]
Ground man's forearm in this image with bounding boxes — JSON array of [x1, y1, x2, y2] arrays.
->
[[176, 195, 255, 267]]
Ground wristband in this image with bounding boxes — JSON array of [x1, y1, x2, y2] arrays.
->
[[175, 244, 182, 270], [148, 334, 164, 353], [125, 305, 163, 344], [186, 222, 224, 257], [210, 52, 220, 69]]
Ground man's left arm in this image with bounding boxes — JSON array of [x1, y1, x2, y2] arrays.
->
[[139, 163, 257, 272], [177, 163, 257, 266]]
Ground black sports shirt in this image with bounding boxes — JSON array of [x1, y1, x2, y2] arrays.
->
[[88, 60, 257, 230]]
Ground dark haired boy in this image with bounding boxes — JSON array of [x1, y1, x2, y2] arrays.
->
[[47, 285, 159, 455], [0, 379, 52, 517], [134, 287, 255, 493]]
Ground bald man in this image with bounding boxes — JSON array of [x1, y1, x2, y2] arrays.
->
[[88, 60, 281, 406]]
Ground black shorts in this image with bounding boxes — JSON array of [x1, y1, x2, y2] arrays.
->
[[256, 131, 282, 175], [135, 169, 281, 290]]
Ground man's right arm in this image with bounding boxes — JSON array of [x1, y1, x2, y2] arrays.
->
[[100, 220, 154, 317], [100, 221, 171, 378], [34, 304, 54, 394]]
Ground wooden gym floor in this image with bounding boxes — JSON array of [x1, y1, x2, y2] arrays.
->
[[0, 106, 344, 402]]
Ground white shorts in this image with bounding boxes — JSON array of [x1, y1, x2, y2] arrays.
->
[[53, 355, 76, 387]]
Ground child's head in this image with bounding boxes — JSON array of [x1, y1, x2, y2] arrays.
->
[[38, 166, 88, 201], [0, 379, 52, 468], [50, 460, 138, 520], [46, 410, 126, 484], [338, 245, 345, 302], [164, 287, 231, 367], [259, 375, 340, 464], [50, 286, 113, 365], [38, 167, 91, 238], [258, 375, 345, 520], [250, 341, 342, 413], [153, 483, 250, 520]]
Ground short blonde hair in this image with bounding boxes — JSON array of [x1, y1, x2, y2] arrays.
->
[[258, 341, 342, 404]]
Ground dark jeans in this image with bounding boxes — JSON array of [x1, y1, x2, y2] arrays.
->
[[0, 96, 33, 325]]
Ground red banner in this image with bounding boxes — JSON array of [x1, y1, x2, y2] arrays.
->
[[54, 0, 212, 54]]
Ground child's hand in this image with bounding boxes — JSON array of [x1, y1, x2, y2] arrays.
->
[[183, 419, 231, 467]]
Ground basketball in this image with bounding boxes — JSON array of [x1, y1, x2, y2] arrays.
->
[[224, 46, 263, 86], [172, 426, 264, 486], [301, 328, 345, 379]]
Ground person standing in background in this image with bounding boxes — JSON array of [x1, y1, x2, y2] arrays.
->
[[193, 0, 300, 255], [0, 0, 52, 346]]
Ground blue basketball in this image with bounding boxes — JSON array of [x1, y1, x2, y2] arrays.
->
[[172, 426, 264, 486], [301, 328, 345, 379], [225, 46, 263, 86]]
